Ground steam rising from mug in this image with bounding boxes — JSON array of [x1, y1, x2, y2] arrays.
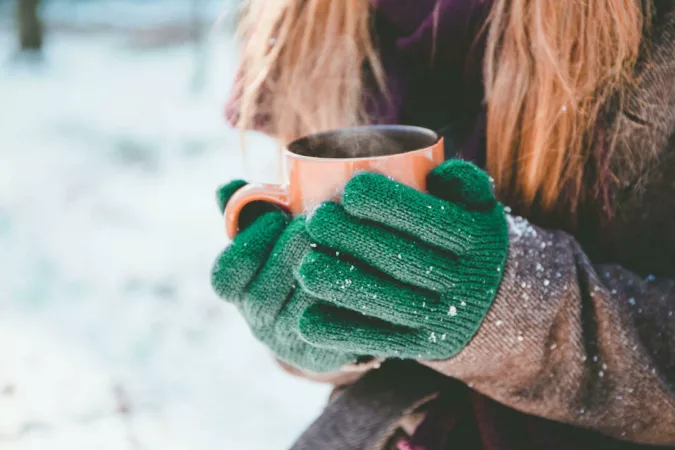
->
[[288, 126, 438, 159]]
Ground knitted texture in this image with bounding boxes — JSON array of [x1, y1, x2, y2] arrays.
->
[[211, 180, 357, 372], [297, 160, 509, 361]]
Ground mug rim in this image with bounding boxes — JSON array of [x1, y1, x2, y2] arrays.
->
[[285, 125, 440, 162]]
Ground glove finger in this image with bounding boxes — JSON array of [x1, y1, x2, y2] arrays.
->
[[270, 289, 361, 373], [341, 172, 489, 256], [211, 212, 287, 302], [276, 332, 360, 373], [427, 159, 496, 210], [243, 216, 312, 327], [306, 202, 462, 292], [298, 303, 434, 359], [297, 251, 449, 329]]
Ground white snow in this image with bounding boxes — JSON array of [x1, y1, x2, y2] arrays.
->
[[0, 9, 330, 450]]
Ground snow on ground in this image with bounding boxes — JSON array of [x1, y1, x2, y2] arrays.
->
[[0, 13, 330, 450]]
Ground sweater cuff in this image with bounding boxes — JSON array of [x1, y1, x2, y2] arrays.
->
[[421, 214, 569, 379]]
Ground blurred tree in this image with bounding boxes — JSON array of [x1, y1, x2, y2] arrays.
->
[[16, 0, 43, 52]]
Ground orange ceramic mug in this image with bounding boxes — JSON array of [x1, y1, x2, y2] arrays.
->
[[225, 125, 445, 238]]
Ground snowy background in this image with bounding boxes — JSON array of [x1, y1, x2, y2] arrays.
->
[[0, 1, 331, 449]]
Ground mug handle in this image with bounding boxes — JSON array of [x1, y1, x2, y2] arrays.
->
[[225, 184, 291, 239]]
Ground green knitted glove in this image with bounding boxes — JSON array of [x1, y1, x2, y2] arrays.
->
[[296, 160, 509, 361], [211, 180, 358, 372]]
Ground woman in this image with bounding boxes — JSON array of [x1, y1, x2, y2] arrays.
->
[[212, 0, 675, 448]]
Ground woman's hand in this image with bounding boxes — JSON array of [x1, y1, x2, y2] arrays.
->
[[211, 181, 359, 373], [296, 160, 509, 361]]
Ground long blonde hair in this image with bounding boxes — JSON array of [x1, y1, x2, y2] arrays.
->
[[233, 0, 646, 211]]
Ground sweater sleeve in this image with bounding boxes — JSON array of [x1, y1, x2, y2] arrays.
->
[[422, 215, 675, 445]]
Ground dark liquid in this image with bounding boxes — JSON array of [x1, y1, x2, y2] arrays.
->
[[287, 125, 438, 159]]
